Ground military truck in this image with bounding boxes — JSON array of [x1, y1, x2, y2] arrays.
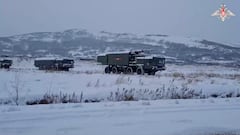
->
[[34, 58, 74, 71], [97, 51, 165, 75], [0, 59, 12, 69]]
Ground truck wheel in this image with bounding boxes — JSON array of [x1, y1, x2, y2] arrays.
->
[[136, 67, 144, 75], [126, 67, 133, 74], [105, 66, 111, 74], [112, 66, 118, 74], [4, 65, 9, 69], [148, 71, 156, 75]]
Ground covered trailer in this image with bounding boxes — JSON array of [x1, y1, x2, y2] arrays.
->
[[34, 58, 74, 71], [98, 52, 132, 66]]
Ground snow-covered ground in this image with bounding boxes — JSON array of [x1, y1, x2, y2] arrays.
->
[[0, 98, 240, 135], [0, 58, 240, 135], [0, 59, 239, 104]]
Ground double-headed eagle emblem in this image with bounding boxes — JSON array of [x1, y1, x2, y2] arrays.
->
[[211, 4, 235, 22]]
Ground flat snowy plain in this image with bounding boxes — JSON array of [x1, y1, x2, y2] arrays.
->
[[1, 98, 240, 135], [0, 59, 240, 135]]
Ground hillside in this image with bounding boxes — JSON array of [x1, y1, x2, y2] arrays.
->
[[0, 29, 240, 66]]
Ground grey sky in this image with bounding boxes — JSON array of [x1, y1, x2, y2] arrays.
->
[[0, 0, 240, 44]]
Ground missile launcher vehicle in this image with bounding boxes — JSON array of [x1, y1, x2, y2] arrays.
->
[[97, 51, 165, 75]]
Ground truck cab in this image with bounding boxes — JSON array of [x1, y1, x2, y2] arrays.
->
[[136, 57, 166, 75]]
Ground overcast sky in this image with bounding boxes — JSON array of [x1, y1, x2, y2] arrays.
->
[[0, 0, 240, 44]]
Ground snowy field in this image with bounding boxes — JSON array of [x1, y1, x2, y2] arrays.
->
[[0, 59, 239, 104], [0, 58, 240, 135], [0, 98, 240, 135]]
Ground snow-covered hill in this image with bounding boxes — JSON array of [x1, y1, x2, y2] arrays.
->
[[0, 29, 240, 66]]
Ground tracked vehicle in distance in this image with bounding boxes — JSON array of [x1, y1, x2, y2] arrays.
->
[[34, 58, 74, 71], [97, 51, 165, 75]]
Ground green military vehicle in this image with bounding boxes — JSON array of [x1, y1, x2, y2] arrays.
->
[[97, 51, 165, 75], [34, 58, 74, 71], [0, 59, 12, 69]]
